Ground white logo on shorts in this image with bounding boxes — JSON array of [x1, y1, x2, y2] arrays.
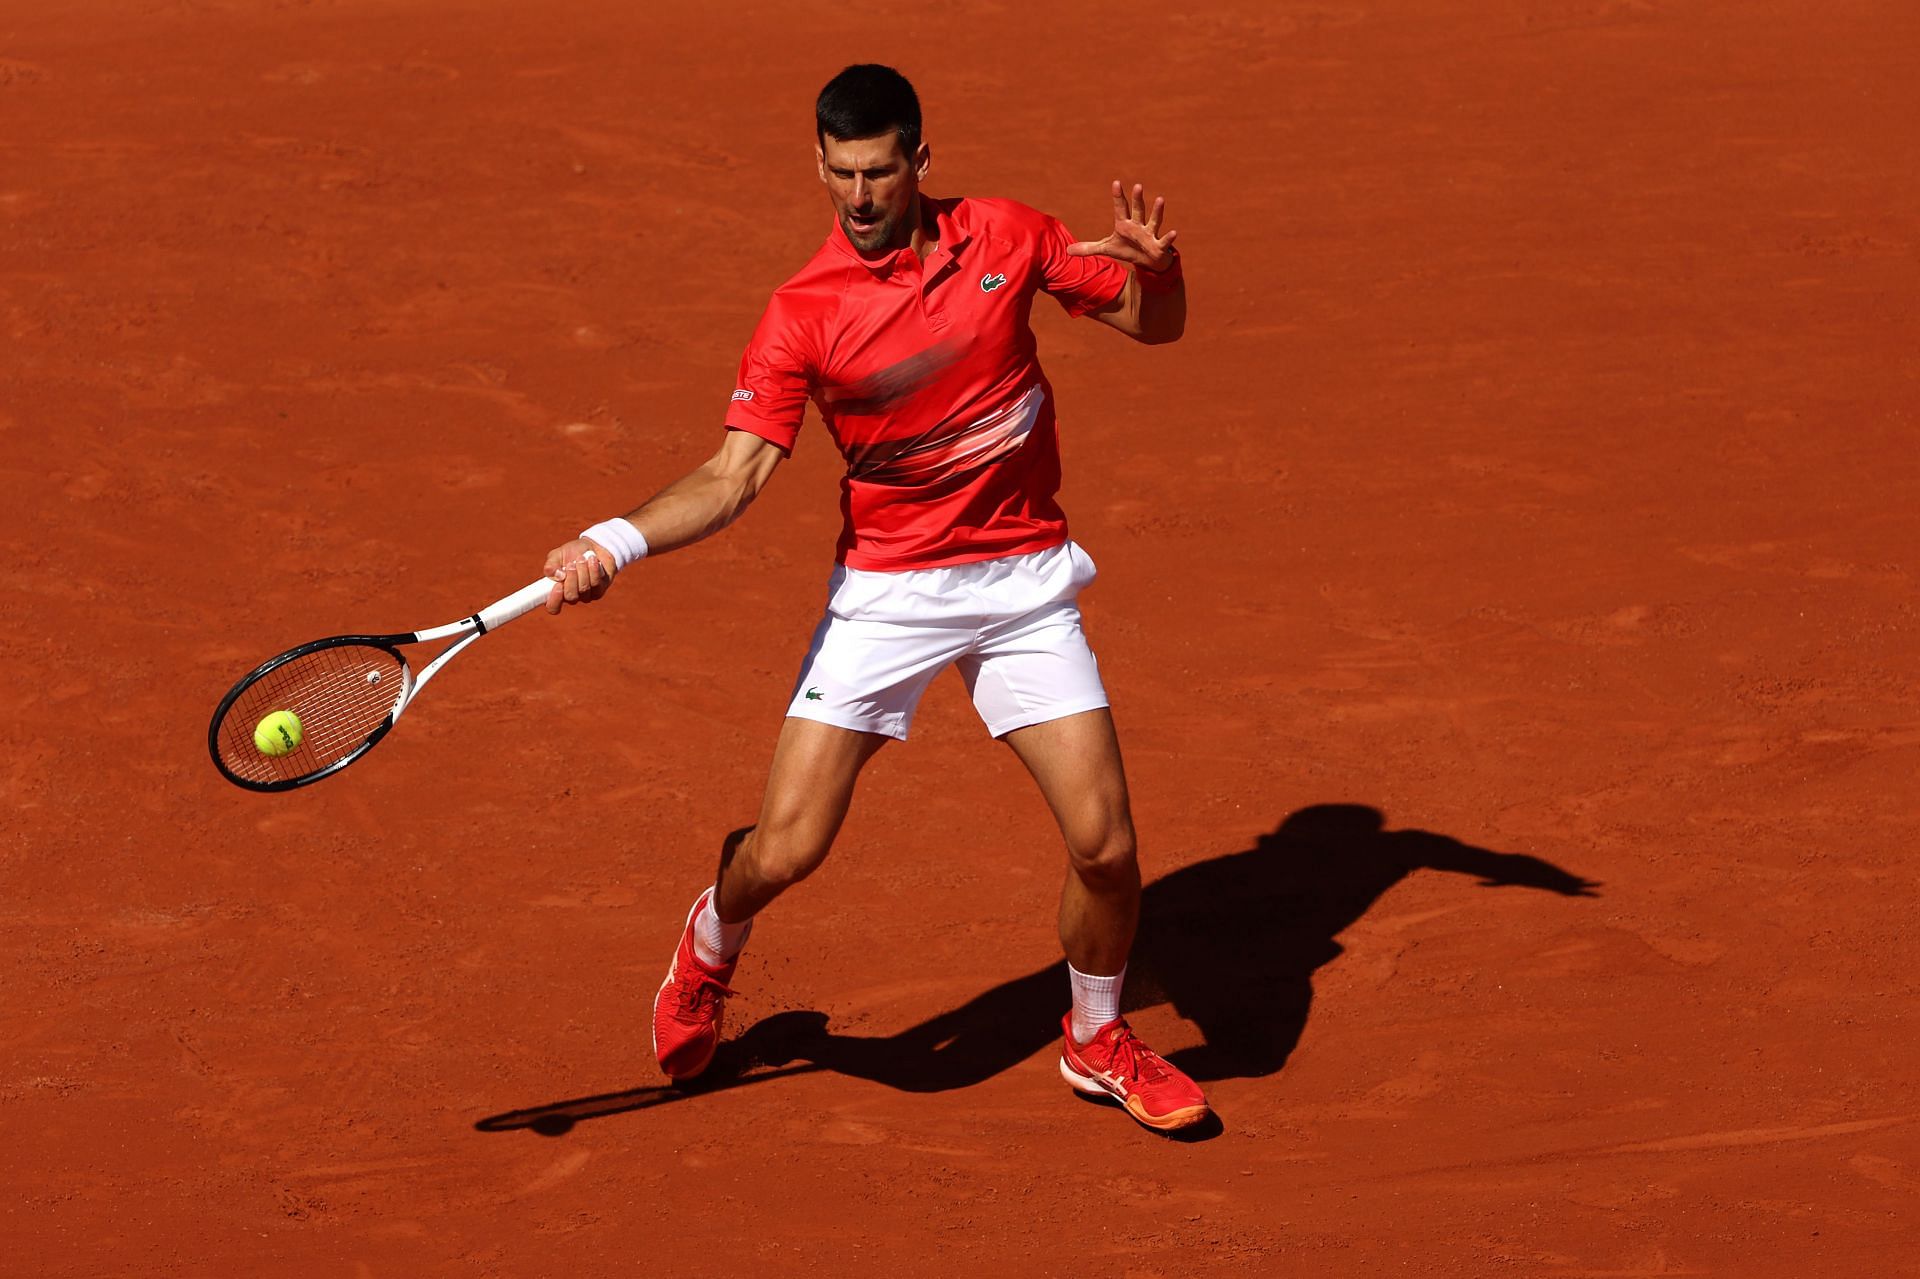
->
[[730, 388, 755, 402]]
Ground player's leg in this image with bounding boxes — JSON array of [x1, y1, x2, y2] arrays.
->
[[655, 719, 887, 1082], [999, 707, 1208, 1131], [961, 553, 1211, 1131]]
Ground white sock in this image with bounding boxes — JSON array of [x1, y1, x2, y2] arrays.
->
[[1069, 964, 1125, 1045], [692, 893, 751, 969]]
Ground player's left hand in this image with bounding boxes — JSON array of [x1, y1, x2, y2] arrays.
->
[[1066, 181, 1179, 272]]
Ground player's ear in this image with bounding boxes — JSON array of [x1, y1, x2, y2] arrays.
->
[[815, 140, 828, 185], [912, 141, 931, 183]]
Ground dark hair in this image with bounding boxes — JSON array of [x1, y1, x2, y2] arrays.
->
[[815, 64, 921, 160]]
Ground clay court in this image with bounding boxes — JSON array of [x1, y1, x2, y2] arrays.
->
[[5, 0, 1917, 1273]]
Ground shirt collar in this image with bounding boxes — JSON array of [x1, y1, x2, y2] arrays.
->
[[828, 195, 973, 274]]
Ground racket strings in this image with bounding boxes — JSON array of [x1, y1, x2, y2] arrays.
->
[[214, 644, 407, 785]]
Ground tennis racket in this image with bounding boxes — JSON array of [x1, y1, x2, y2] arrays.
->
[[208, 573, 562, 792]]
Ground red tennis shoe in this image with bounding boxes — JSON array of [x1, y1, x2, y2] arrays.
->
[[1059, 1015, 1211, 1132], [652, 890, 742, 1082]]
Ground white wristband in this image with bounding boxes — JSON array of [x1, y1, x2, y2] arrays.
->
[[580, 517, 650, 572]]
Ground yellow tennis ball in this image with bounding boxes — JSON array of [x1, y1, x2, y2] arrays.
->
[[254, 709, 304, 757]]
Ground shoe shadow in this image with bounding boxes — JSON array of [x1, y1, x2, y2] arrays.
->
[[474, 804, 1597, 1137]]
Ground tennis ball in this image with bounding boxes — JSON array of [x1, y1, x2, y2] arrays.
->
[[254, 709, 304, 757]]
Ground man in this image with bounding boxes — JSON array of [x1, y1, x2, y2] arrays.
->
[[542, 64, 1206, 1132]]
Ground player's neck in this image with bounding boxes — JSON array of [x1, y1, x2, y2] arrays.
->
[[907, 193, 938, 262]]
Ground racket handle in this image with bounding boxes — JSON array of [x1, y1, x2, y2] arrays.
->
[[476, 578, 560, 633]]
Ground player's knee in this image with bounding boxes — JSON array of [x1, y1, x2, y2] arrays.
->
[[1067, 820, 1138, 888], [741, 819, 832, 891]]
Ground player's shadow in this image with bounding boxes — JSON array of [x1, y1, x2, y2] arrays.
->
[[474, 804, 1597, 1137]]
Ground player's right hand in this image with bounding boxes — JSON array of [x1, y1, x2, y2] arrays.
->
[[543, 538, 613, 613]]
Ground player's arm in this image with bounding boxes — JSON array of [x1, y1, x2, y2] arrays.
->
[[1068, 181, 1185, 346], [542, 427, 785, 612]]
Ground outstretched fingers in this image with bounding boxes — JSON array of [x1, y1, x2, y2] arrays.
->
[[1069, 179, 1179, 266]]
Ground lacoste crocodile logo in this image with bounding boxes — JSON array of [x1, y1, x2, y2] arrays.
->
[[805, 687, 824, 701], [980, 272, 1007, 293]]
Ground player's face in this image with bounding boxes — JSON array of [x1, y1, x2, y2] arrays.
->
[[817, 132, 930, 255]]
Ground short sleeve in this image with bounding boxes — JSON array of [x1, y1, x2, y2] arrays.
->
[[1036, 211, 1129, 318], [724, 298, 813, 452]]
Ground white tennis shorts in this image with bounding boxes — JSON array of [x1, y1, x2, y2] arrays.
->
[[785, 540, 1109, 741]]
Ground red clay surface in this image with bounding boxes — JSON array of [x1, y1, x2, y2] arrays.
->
[[5, 1, 1918, 1274]]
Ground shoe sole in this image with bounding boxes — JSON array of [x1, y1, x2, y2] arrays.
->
[[1059, 1055, 1211, 1132], [653, 891, 719, 1082]]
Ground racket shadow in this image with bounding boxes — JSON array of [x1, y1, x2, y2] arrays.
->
[[471, 1015, 834, 1137]]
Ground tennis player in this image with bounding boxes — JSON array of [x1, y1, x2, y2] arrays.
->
[[542, 64, 1206, 1131]]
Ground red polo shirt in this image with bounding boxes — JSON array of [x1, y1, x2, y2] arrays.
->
[[725, 196, 1128, 571]]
